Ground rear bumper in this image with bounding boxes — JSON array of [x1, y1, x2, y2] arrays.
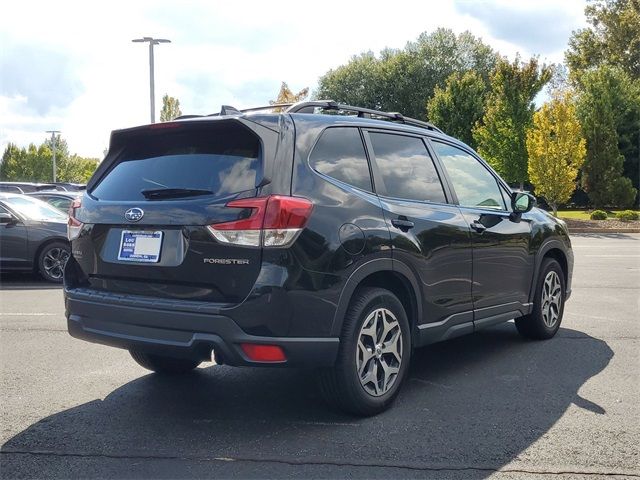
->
[[65, 288, 339, 367]]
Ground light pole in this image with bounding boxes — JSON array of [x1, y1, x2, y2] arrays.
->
[[46, 130, 61, 183], [132, 37, 171, 123]]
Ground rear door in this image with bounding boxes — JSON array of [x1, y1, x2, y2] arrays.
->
[[74, 120, 276, 304], [364, 130, 474, 343], [430, 140, 534, 326]]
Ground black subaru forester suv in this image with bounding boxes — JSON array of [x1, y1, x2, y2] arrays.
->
[[64, 101, 573, 415]]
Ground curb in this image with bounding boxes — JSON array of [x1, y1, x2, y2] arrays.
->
[[569, 228, 640, 234]]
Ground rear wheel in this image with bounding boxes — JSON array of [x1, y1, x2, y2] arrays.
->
[[516, 258, 565, 340], [319, 287, 411, 416], [130, 350, 201, 374], [38, 242, 70, 283]]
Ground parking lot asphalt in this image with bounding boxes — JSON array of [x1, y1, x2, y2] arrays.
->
[[1, 233, 638, 479]]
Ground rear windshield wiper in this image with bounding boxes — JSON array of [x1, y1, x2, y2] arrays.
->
[[140, 188, 214, 199]]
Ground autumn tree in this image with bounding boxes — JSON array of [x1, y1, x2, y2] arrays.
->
[[526, 92, 586, 216], [160, 94, 182, 122], [577, 66, 638, 207], [426, 70, 488, 148], [270, 82, 309, 107], [473, 55, 553, 188]]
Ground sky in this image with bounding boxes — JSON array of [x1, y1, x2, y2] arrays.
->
[[1, 0, 588, 159]]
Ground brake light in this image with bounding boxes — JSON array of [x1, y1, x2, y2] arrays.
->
[[240, 343, 286, 362], [67, 198, 83, 241], [206, 195, 313, 247]]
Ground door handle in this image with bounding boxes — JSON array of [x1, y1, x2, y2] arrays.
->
[[470, 220, 486, 233], [391, 218, 415, 231]]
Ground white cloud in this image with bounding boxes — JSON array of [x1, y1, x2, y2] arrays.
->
[[1, 0, 587, 158]]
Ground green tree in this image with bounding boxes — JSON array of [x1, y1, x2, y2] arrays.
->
[[577, 66, 638, 207], [526, 92, 587, 216], [160, 94, 182, 122], [316, 28, 497, 119], [566, 0, 640, 80], [473, 55, 553, 188], [427, 70, 488, 148], [0, 138, 98, 183]]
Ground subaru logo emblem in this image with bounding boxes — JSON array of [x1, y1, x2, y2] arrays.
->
[[124, 208, 144, 222]]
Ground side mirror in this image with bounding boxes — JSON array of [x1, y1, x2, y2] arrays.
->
[[511, 192, 536, 214], [0, 212, 16, 225]]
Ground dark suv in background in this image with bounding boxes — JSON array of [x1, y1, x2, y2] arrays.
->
[[64, 101, 573, 415]]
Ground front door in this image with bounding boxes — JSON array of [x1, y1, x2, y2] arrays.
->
[[0, 205, 29, 269], [430, 140, 535, 327]]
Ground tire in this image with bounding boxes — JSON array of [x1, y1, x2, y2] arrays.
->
[[38, 241, 70, 283], [319, 287, 411, 416], [130, 350, 201, 374], [515, 258, 565, 340]]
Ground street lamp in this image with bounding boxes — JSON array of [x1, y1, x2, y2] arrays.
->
[[45, 130, 61, 183], [131, 37, 171, 123]]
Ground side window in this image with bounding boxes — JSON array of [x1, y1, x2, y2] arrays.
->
[[369, 132, 446, 203], [432, 141, 505, 210], [309, 127, 372, 192]]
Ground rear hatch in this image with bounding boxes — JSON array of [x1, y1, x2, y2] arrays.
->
[[73, 119, 277, 304]]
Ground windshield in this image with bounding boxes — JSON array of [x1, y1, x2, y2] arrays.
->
[[3, 196, 67, 221]]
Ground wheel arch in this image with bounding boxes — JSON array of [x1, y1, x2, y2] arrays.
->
[[330, 258, 422, 343], [530, 240, 569, 302]]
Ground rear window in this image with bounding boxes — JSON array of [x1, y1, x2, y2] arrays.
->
[[91, 123, 260, 201]]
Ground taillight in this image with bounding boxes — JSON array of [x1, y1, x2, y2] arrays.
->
[[67, 198, 83, 241], [206, 195, 313, 247]]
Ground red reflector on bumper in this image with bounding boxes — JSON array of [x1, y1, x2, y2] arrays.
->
[[240, 343, 286, 362]]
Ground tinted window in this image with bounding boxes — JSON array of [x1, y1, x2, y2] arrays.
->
[[369, 132, 446, 203], [309, 127, 372, 191], [92, 124, 260, 201], [432, 142, 505, 210]]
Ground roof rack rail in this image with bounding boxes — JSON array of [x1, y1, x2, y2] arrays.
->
[[286, 100, 443, 133], [174, 100, 443, 134]]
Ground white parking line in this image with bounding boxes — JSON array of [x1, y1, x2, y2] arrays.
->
[[0, 312, 56, 316]]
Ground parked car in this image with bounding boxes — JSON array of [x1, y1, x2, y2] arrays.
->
[[26, 191, 81, 213], [0, 193, 70, 282], [52, 182, 86, 192], [0, 182, 58, 194], [64, 101, 573, 415]]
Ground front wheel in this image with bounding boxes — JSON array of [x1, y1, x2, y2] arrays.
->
[[130, 350, 201, 374], [38, 242, 70, 283], [516, 258, 565, 340], [318, 287, 411, 416]]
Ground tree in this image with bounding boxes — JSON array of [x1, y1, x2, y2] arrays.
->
[[270, 82, 309, 107], [566, 0, 640, 80], [526, 92, 587, 216], [426, 70, 488, 148], [577, 66, 638, 207], [0, 138, 99, 183], [473, 55, 553, 188], [160, 94, 182, 122], [316, 28, 498, 119]]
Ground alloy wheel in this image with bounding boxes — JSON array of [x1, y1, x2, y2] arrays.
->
[[541, 271, 562, 328], [42, 247, 70, 280], [355, 307, 403, 397]]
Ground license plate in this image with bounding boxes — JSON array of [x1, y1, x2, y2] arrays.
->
[[118, 230, 163, 263]]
